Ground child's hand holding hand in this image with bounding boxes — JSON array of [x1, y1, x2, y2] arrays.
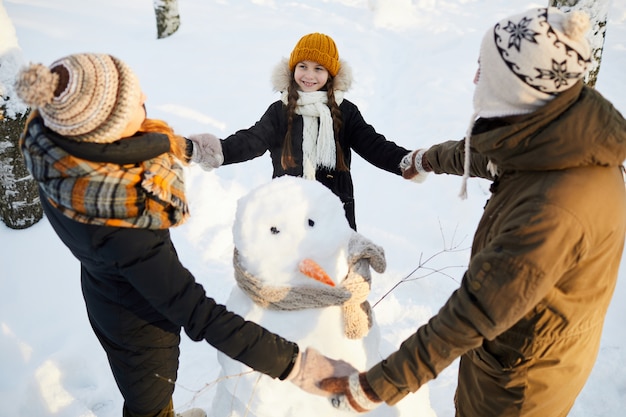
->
[[187, 133, 224, 171], [400, 149, 430, 183]]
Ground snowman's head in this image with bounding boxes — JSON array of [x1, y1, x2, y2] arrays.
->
[[233, 176, 353, 286]]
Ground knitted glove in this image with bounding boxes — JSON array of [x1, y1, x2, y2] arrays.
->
[[187, 133, 224, 171], [320, 372, 382, 413], [400, 149, 430, 183], [287, 347, 358, 396]]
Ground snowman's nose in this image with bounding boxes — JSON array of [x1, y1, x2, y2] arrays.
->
[[298, 258, 335, 287]]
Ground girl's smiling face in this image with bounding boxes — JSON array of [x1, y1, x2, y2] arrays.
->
[[294, 60, 329, 92]]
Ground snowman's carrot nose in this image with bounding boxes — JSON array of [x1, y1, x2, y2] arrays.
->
[[298, 258, 335, 287]]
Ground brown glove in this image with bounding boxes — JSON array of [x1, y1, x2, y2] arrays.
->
[[320, 372, 382, 413], [400, 149, 430, 183], [287, 347, 358, 397]]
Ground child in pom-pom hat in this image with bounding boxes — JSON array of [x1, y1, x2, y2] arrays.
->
[[186, 32, 424, 230], [16, 52, 357, 417]]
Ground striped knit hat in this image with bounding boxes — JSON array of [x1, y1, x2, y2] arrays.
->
[[14, 53, 142, 143], [288, 33, 340, 77]]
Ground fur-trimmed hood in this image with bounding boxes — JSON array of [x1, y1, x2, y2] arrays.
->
[[271, 57, 353, 93]]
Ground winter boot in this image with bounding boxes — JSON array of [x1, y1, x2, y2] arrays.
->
[[175, 408, 206, 417]]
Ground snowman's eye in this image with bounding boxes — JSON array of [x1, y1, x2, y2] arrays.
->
[[308, 219, 315, 227], [270, 226, 280, 235]]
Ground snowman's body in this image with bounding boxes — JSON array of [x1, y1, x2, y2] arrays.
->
[[211, 177, 435, 417], [212, 287, 384, 417]]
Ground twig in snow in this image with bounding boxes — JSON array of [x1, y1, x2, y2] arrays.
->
[[372, 221, 470, 308], [155, 370, 255, 410]]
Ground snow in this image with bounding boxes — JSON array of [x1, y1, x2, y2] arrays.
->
[[1, 0, 625, 416], [0, 1, 27, 118]]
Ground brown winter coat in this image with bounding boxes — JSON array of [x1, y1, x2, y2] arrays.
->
[[366, 82, 626, 416]]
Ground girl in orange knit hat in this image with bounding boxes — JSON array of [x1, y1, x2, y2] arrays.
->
[[187, 32, 423, 230]]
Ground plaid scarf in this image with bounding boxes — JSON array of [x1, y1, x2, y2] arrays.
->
[[20, 117, 189, 229]]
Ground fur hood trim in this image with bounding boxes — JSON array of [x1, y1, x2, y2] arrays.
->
[[271, 58, 353, 93]]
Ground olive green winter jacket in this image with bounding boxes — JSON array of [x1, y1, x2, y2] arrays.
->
[[366, 81, 626, 417]]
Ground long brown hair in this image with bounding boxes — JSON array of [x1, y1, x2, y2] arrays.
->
[[281, 76, 348, 171], [139, 118, 189, 165]]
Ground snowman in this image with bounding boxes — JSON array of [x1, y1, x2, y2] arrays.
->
[[211, 176, 436, 417]]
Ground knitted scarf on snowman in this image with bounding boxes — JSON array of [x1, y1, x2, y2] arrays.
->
[[233, 232, 386, 339], [273, 57, 352, 180]]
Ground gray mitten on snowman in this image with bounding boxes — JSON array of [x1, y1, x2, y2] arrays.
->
[[187, 133, 224, 171]]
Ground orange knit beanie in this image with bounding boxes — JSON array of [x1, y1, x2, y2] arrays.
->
[[288, 33, 340, 77]]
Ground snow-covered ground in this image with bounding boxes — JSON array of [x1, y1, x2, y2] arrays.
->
[[1, 1, 625, 416]]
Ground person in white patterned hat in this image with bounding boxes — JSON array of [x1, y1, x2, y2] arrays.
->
[[317, 8, 626, 416], [16, 53, 354, 417]]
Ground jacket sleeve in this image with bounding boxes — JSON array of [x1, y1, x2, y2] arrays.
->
[[98, 226, 298, 379], [221, 101, 284, 165], [342, 102, 411, 175], [365, 201, 586, 404], [425, 139, 493, 179], [27, 115, 171, 164]]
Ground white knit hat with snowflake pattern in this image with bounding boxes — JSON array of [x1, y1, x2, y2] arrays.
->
[[458, 7, 592, 198], [473, 7, 591, 118]]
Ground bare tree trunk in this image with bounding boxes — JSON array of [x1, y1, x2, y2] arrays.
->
[[0, 2, 43, 229], [154, 0, 181, 39], [0, 109, 42, 229], [549, 0, 610, 88]]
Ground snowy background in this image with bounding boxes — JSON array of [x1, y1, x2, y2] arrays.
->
[[1, 0, 625, 416]]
